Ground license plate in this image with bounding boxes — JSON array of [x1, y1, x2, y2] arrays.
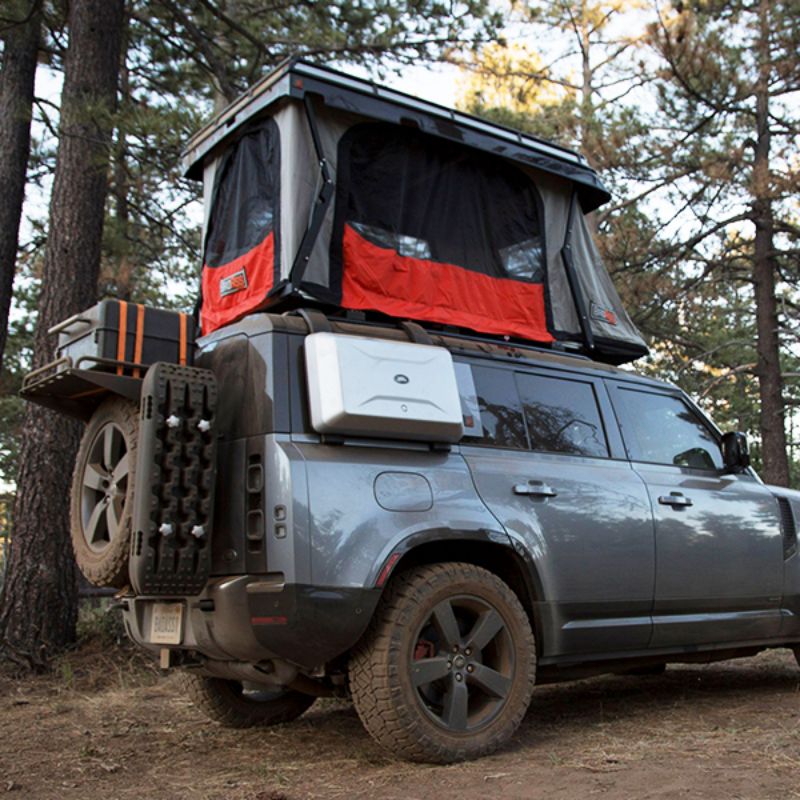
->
[[150, 602, 184, 645]]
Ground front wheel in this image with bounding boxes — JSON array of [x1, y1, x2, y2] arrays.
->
[[349, 562, 536, 763], [179, 674, 316, 728]]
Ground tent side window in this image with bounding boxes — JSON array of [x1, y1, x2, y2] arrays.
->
[[330, 122, 552, 343], [200, 119, 280, 334], [333, 122, 545, 281]]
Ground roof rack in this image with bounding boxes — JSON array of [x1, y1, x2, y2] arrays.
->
[[282, 309, 593, 363]]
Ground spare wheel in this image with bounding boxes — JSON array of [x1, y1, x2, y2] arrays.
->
[[70, 397, 139, 588]]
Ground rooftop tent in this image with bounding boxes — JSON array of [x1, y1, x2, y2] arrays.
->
[[183, 60, 648, 364]]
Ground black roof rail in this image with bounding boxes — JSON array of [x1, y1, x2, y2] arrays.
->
[[282, 308, 592, 363]]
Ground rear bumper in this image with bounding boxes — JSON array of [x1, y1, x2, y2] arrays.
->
[[122, 575, 382, 669]]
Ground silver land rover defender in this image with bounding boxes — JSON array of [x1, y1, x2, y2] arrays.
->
[[22, 61, 800, 764]]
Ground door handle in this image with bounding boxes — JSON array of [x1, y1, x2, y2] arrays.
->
[[513, 481, 558, 498], [658, 492, 693, 508]]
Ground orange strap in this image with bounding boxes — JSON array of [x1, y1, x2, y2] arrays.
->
[[116, 301, 128, 375], [69, 387, 106, 400], [133, 303, 145, 378], [178, 313, 188, 366]]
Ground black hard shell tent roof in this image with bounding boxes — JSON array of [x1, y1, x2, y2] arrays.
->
[[182, 58, 648, 363]]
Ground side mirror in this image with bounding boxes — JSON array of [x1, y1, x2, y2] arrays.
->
[[721, 431, 750, 473]]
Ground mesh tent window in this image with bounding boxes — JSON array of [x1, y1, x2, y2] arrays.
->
[[201, 119, 280, 333], [330, 123, 553, 343]]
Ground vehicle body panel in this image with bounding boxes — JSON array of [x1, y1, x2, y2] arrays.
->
[[111, 313, 800, 679]]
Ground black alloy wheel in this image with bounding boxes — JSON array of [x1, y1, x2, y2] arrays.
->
[[179, 673, 316, 728], [410, 594, 515, 733], [349, 562, 536, 763]]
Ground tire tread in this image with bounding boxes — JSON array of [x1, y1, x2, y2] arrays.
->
[[349, 562, 535, 763], [178, 673, 315, 729], [70, 397, 139, 588]]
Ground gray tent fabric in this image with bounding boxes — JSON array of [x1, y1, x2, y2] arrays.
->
[[569, 209, 645, 350], [189, 61, 648, 363], [538, 175, 580, 337]]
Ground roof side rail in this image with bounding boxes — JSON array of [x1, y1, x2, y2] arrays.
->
[[399, 320, 434, 347], [295, 308, 332, 334]]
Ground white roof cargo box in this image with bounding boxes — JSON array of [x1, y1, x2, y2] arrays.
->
[[304, 333, 464, 442]]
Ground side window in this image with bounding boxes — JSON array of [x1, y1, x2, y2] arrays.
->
[[614, 388, 723, 470], [516, 373, 609, 458], [461, 364, 528, 450], [204, 120, 279, 268]]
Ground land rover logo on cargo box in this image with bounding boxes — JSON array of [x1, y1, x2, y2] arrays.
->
[[394, 374, 410, 384], [220, 268, 248, 297]]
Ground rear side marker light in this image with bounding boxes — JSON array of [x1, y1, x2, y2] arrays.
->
[[251, 615, 288, 626], [376, 552, 401, 588]]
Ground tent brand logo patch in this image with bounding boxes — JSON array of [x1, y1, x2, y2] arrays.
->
[[220, 269, 248, 297], [591, 302, 618, 326]]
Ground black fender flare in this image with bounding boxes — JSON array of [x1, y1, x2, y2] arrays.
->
[[369, 526, 547, 646]]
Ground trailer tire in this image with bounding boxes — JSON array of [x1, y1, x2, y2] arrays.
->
[[179, 673, 316, 728], [70, 397, 139, 588]]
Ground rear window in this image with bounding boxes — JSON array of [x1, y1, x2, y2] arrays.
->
[[461, 365, 528, 450], [457, 362, 609, 457], [516, 373, 608, 458]]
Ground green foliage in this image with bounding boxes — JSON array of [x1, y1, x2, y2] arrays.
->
[[0, 0, 506, 485], [76, 600, 127, 645], [457, 0, 800, 485]]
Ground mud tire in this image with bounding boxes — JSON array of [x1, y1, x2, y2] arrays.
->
[[70, 397, 139, 588], [179, 673, 316, 728], [349, 562, 536, 763]]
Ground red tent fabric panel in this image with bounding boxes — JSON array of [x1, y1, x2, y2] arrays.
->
[[201, 232, 275, 333], [341, 225, 553, 342]]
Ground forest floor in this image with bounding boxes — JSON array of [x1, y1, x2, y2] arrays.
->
[[1, 630, 799, 800]]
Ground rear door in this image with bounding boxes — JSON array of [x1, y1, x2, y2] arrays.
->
[[458, 360, 655, 660], [608, 382, 784, 647]]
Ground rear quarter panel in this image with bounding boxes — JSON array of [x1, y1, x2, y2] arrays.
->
[[293, 440, 502, 588]]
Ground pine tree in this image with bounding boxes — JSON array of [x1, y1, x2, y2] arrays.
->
[[0, 0, 125, 670], [0, 0, 41, 375], [648, 0, 800, 487]]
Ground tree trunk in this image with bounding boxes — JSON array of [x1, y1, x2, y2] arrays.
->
[[751, 0, 790, 487], [577, 1, 597, 234], [111, 19, 132, 301], [0, 0, 126, 670], [0, 0, 41, 375]]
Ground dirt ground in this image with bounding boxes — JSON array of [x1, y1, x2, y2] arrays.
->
[[1, 639, 799, 800]]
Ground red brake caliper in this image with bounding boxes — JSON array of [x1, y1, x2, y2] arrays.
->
[[414, 639, 435, 660]]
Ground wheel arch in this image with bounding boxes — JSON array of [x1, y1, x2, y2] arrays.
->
[[380, 531, 545, 650]]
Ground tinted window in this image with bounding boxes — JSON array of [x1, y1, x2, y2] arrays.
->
[[463, 365, 528, 450], [516, 373, 608, 458], [615, 389, 722, 470]]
